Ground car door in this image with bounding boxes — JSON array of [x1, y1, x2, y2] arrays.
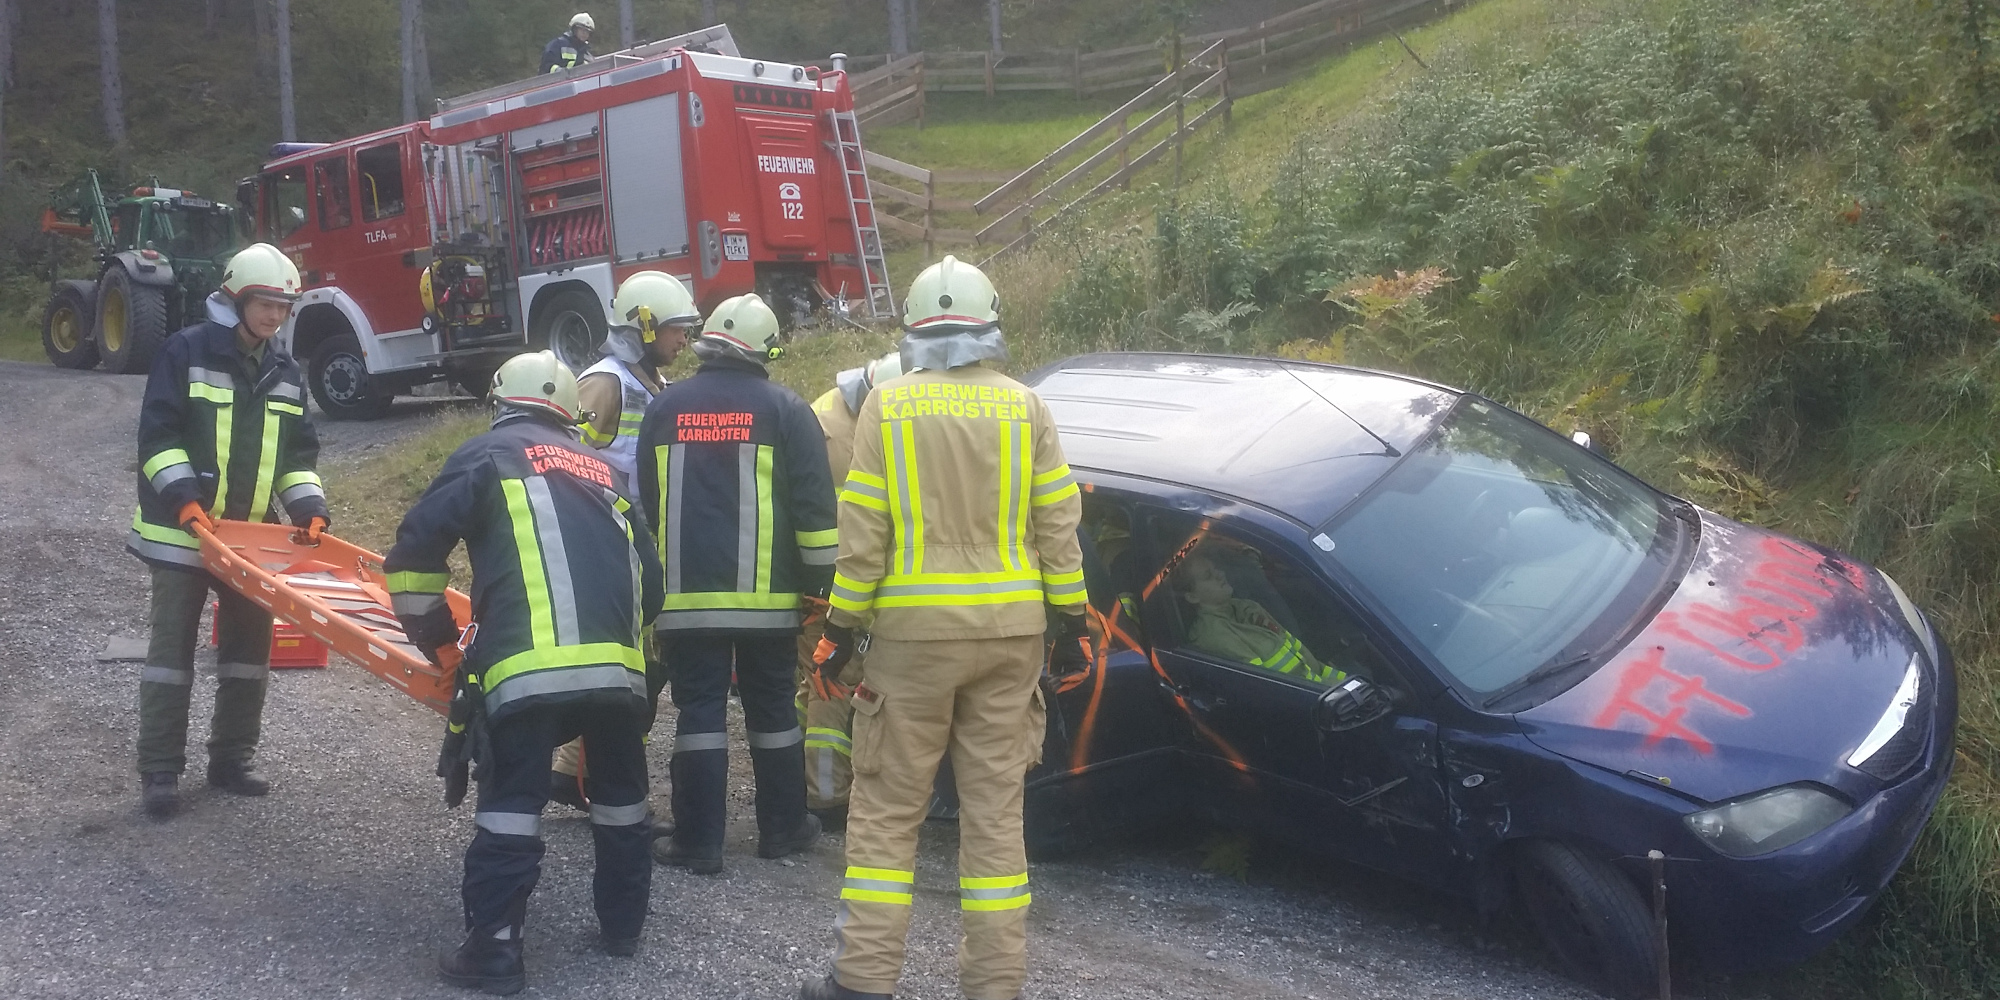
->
[[1141, 506, 1459, 885]]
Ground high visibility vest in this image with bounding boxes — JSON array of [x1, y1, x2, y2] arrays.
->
[[579, 357, 657, 481]]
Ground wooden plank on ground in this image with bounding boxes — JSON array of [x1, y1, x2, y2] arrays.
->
[[862, 150, 933, 184]]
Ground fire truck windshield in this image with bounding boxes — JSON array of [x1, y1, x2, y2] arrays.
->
[[264, 168, 309, 241]]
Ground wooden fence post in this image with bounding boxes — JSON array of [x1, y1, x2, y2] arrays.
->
[[923, 170, 936, 262], [916, 58, 927, 130], [1118, 118, 1130, 190], [1219, 43, 1230, 125], [984, 51, 996, 98], [1072, 48, 1083, 98], [1172, 33, 1185, 189]]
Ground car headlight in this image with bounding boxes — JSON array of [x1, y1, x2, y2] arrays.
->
[[1684, 785, 1852, 858], [1846, 654, 1922, 770], [1878, 569, 1939, 668]]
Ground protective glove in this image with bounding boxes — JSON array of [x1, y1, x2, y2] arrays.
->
[[813, 623, 857, 676], [437, 647, 475, 808], [177, 501, 214, 534], [292, 515, 328, 546], [1048, 612, 1092, 675]]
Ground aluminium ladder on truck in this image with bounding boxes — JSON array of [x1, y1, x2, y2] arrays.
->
[[194, 521, 461, 716], [829, 109, 896, 320]]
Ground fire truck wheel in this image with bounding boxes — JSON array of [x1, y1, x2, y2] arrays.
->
[[533, 289, 608, 373], [309, 332, 395, 420], [42, 280, 100, 370]]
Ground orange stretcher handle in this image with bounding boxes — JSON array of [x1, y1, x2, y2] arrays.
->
[[192, 521, 463, 715]]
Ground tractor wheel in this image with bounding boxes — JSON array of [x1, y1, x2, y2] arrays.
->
[[308, 332, 395, 420], [96, 267, 171, 375], [42, 280, 100, 369], [532, 289, 608, 373], [1514, 840, 1659, 999]]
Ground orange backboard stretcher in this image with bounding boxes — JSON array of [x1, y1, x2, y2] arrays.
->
[[195, 521, 461, 715]]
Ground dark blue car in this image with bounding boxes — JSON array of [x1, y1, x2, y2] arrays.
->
[[1018, 353, 1955, 998]]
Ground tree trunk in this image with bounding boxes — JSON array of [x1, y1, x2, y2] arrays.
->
[[252, 0, 274, 77], [988, 0, 1002, 54], [619, 0, 633, 49], [0, 0, 11, 182], [205, 0, 218, 37], [907, 0, 920, 52], [276, 0, 294, 140], [400, 0, 417, 123], [887, 0, 907, 56], [413, 1, 432, 113], [99, 0, 126, 146], [701, 0, 717, 26]]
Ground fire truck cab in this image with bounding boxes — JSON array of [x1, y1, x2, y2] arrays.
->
[[242, 28, 890, 419]]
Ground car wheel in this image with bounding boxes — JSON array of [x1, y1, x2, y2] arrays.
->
[[1514, 840, 1658, 999], [96, 266, 170, 374], [309, 332, 395, 420], [42, 279, 100, 369], [532, 289, 607, 373]]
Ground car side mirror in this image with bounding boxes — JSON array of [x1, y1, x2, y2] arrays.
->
[[1313, 676, 1393, 733], [1571, 430, 1607, 458]]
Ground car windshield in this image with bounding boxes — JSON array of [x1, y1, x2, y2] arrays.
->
[[160, 207, 235, 261], [1323, 398, 1684, 702]]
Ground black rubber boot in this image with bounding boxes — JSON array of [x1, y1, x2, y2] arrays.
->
[[809, 804, 849, 833], [207, 759, 269, 796], [602, 934, 638, 957], [660, 748, 725, 872], [799, 974, 893, 1000], [141, 772, 178, 819], [441, 889, 528, 995], [548, 769, 587, 811], [438, 933, 525, 995], [759, 812, 821, 860], [651, 834, 724, 875]]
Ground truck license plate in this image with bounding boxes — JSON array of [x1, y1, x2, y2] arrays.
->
[[722, 233, 750, 261]]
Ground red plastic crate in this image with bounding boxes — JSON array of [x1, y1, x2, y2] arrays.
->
[[564, 158, 599, 181], [524, 164, 565, 188], [210, 602, 330, 669]]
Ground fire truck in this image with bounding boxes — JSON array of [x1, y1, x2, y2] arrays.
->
[[238, 27, 894, 418]]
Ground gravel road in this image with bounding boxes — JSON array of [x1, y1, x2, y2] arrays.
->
[[0, 359, 1597, 1000]]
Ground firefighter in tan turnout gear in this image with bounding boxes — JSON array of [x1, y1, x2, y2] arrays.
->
[[796, 351, 904, 827], [802, 257, 1089, 1000], [549, 270, 700, 811]]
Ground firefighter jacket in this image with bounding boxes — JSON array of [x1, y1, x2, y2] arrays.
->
[[637, 356, 839, 635], [1188, 598, 1343, 686], [811, 386, 860, 483], [827, 366, 1087, 641], [540, 31, 590, 74], [383, 413, 664, 725], [129, 319, 327, 572]]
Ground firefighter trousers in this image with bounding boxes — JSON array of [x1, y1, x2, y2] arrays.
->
[[832, 634, 1047, 1000], [553, 653, 667, 780], [465, 700, 651, 942], [795, 619, 862, 811], [136, 566, 272, 775], [661, 633, 806, 852]]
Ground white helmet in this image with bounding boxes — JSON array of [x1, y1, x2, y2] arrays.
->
[[491, 350, 582, 423], [611, 271, 700, 344], [864, 350, 903, 387], [903, 254, 998, 334], [694, 294, 783, 365], [220, 243, 302, 303], [570, 12, 595, 30]]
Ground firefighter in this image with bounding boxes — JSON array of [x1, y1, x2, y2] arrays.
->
[[384, 351, 664, 992], [802, 256, 1089, 1000], [547, 270, 702, 811], [796, 351, 904, 828], [540, 13, 595, 74], [130, 242, 326, 819], [637, 293, 839, 875]]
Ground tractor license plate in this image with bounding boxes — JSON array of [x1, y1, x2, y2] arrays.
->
[[176, 197, 214, 209], [722, 233, 750, 261]]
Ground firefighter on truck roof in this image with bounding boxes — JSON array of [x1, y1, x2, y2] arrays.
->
[[548, 271, 702, 815], [130, 243, 328, 819], [797, 351, 906, 830], [801, 256, 1091, 1000], [638, 294, 839, 875], [384, 351, 664, 994], [541, 12, 594, 74]]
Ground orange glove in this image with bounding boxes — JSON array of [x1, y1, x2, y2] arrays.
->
[[177, 502, 214, 534], [292, 516, 328, 546]]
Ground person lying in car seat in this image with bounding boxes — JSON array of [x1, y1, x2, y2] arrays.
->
[[1173, 552, 1345, 686]]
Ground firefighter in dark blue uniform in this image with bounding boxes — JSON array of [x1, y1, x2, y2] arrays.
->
[[540, 12, 594, 74], [385, 350, 664, 994], [129, 243, 328, 818], [638, 294, 840, 874]]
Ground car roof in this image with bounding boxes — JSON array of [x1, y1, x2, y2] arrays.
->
[[1027, 353, 1461, 528]]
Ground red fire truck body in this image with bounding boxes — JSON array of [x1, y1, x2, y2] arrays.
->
[[247, 38, 887, 418]]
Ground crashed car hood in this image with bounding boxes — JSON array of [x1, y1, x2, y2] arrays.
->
[[1517, 512, 1919, 804]]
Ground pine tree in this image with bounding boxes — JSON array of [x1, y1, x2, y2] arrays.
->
[[99, 0, 126, 146], [277, 0, 295, 140]]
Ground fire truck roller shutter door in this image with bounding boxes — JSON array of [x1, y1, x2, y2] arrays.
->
[[606, 94, 691, 264], [741, 116, 819, 250]]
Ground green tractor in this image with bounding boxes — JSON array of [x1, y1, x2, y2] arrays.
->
[[40, 169, 243, 373]]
